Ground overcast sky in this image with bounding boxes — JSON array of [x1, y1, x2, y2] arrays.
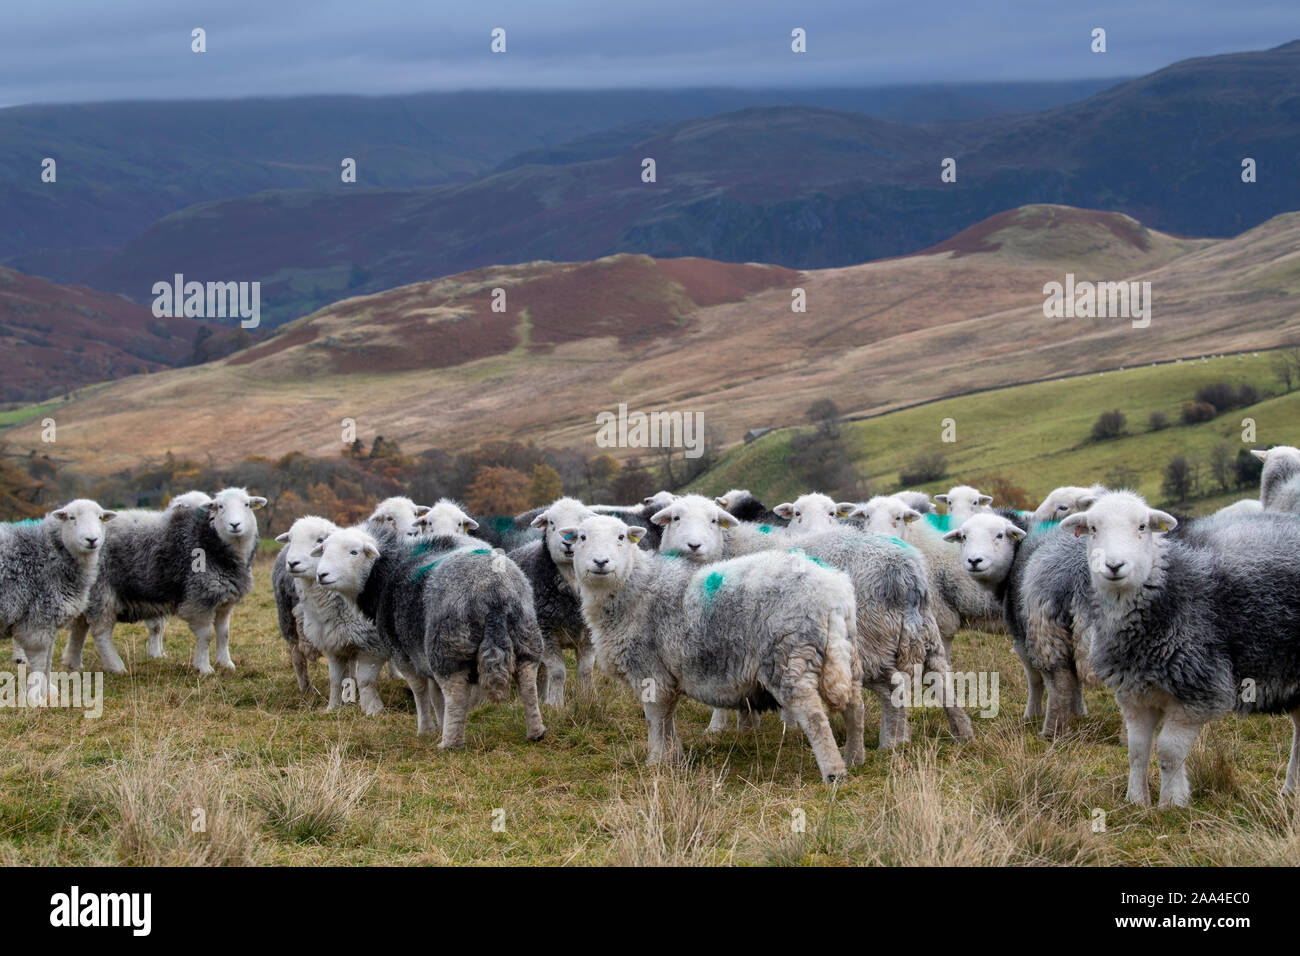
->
[[2, 0, 1295, 106]]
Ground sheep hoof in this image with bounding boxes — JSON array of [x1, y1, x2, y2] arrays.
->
[[527, 727, 547, 741], [194, 664, 215, 676], [360, 700, 384, 716], [149, 649, 167, 660], [437, 740, 466, 751], [215, 659, 236, 672]]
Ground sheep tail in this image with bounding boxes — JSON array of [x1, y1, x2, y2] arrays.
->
[[477, 607, 515, 703], [820, 604, 858, 711]]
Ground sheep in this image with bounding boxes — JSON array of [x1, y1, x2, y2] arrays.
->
[[64, 487, 265, 675], [506, 497, 596, 707], [363, 496, 432, 537], [934, 485, 994, 526], [559, 513, 865, 782], [651, 494, 971, 747], [714, 489, 786, 525], [1060, 492, 1300, 806], [272, 515, 339, 694], [892, 491, 935, 516], [847, 496, 1004, 658], [1031, 484, 1105, 523], [943, 511, 1096, 738], [310, 527, 546, 749], [1252, 446, 1300, 513], [413, 498, 542, 552], [770, 492, 847, 535], [0, 501, 114, 702], [1212, 499, 1265, 518], [274, 516, 396, 714]]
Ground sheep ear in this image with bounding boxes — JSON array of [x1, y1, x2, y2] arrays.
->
[[1149, 510, 1178, 533], [644, 496, 659, 507], [248, 496, 267, 510], [363, 543, 380, 559], [941, 529, 964, 543], [834, 501, 857, 517], [529, 511, 549, 529], [713, 496, 728, 508], [275, 532, 291, 543], [977, 495, 994, 506], [773, 503, 795, 519], [100, 510, 117, 522], [933, 494, 950, 505], [626, 526, 647, 544], [715, 510, 739, 530], [1060, 514, 1089, 537], [414, 505, 432, 516], [649, 507, 674, 527], [51, 508, 69, 521], [557, 526, 579, 543], [309, 543, 325, 557], [1250, 449, 1268, 461], [845, 505, 867, 519], [1076, 495, 1098, 511], [902, 508, 922, 523], [1006, 525, 1027, 541], [462, 517, 479, 531]]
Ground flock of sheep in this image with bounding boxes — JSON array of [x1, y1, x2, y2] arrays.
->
[[3, 445, 1300, 808]]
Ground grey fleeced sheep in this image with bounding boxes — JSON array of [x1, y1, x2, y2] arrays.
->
[[714, 489, 787, 525], [310, 526, 546, 748], [849, 497, 1005, 658], [1061, 493, 1300, 806], [943, 511, 1096, 738], [560, 513, 865, 782], [64, 488, 265, 675], [1, 501, 114, 701], [652, 494, 971, 748], [1254, 446, 1300, 513], [507, 497, 596, 707]]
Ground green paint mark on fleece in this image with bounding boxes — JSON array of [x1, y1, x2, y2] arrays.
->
[[758, 525, 773, 534], [471, 548, 491, 555], [787, 547, 832, 569], [702, 571, 725, 599], [924, 513, 952, 533], [492, 516, 515, 534], [887, 536, 913, 550], [1028, 519, 1060, 537], [409, 557, 444, 583], [3, 518, 42, 527]]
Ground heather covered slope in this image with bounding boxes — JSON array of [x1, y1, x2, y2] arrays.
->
[[5, 204, 1297, 474]]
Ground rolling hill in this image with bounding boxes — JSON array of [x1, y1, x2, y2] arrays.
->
[[64, 40, 1300, 327], [4, 203, 1297, 475], [0, 266, 233, 403]]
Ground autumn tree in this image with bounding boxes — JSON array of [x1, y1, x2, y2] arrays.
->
[[466, 466, 531, 516], [527, 463, 564, 507]]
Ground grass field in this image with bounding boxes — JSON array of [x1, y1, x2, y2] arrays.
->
[[2, 551, 1298, 866], [692, 351, 1292, 512]]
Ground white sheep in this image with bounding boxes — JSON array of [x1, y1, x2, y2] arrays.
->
[[560, 514, 864, 782], [1, 501, 114, 703], [1030, 484, 1105, 523], [1252, 446, 1300, 513], [934, 485, 994, 526]]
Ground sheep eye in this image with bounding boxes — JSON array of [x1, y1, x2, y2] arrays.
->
[[316, 537, 325, 543], [795, 511, 801, 518], [995, 533, 1003, 540], [1058, 504, 1068, 511], [350, 549, 358, 556], [580, 535, 586, 541], [618, 534, 625, 541], [673, 516, 680, 522], [1138, 524, 1146, 532]]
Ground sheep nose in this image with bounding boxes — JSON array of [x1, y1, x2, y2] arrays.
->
[[966, 557, 983, 570], [592, 557, 609, 569], [316, 572, 330, 583], [287, 560, 301, 571], [84, 536, 99, 548], [1106, 560, 1126, 574], [687, 542, 701, 551], [229, 521, 242, 532]]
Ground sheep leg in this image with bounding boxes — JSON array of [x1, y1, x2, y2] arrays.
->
[[706, 707, 732, 732], [14, 628, 52, 706], [1022, 662, 1046, 720], [211, 603, 236, 671], [842, 688, 867, 767], [1283, 709, 1300, 797], [1118, 695, 1160, 806], [1041, 670, 1078, 739], [289, 642, 314, 693], [643, 695, 683, 765], [927, 647, 974, 741], [789, 695, 848, 784], [514, 660, 547, 741], [61, 617, 89, 670], [86, 618, 127, 674], [540, 642, 567, 708], [435, 672, 472, 750], [575, 642, 596, 696], [324, 654, 349, 711], [356, 654, 385, 716], [403, 672, 437, 736], [869, 679, 909, 749], [1155, 708, 1203, 808], [188, 616, 215, 675], [430, 678, 446, 726], [1071, 675, 1088, 716], [145, 618, 167, 658]]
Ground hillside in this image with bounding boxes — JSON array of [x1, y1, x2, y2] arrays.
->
[[0, 80, 1121, 274], [689, 351, 1296, 513], [0, 266, 230, 403], [67, 40, 1300, 326], [4, 203, 1297, 475]]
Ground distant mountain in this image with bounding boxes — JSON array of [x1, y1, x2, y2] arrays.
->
[[8, 204, 1297, 476], [61, 41, 1300, 328], [0, 266, 233, 403], [0, 80, 1122, 270]]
